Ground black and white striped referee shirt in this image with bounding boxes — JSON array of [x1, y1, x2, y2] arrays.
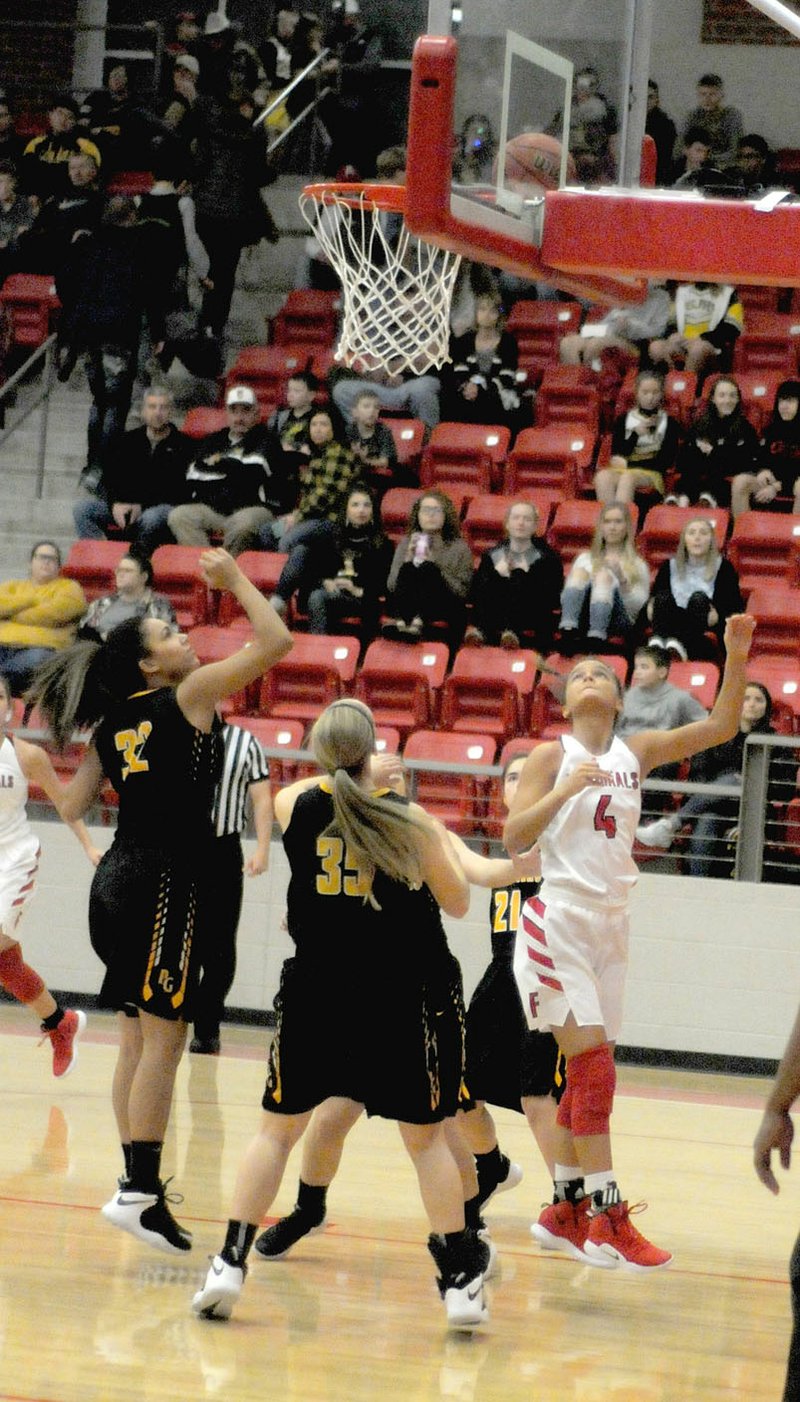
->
[[212, 723, 271, 838]]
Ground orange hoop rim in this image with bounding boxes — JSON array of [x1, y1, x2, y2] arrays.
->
[[301, 181, 406, 213]]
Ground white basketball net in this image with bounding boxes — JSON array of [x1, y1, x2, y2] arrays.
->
[[299, 187, 461, 374]]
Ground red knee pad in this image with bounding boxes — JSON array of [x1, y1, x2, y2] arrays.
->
[[0, 944, 45, 1004], [567, 1043, 616, 1138]]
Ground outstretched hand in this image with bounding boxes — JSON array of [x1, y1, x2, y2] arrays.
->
[[754, 1107, 794, 1195], [199, 548, 242, 593], [723, 613, 756, 659]]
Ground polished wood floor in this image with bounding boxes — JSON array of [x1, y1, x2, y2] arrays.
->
[[0, 1005, 796, 1402]]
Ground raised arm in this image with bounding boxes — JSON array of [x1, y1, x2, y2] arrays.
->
[[628, 613, 755, 776], [177, 549, 292, 730]]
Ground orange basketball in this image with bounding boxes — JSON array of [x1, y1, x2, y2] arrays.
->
[[497, 132, 576, 194]]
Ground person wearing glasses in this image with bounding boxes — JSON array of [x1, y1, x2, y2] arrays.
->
[[0, 542, 86, 695]]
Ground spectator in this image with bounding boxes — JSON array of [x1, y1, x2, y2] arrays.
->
[[0, 98, 24, 170], [383, 490, 473, 643], [332, 364, 441, 431], [168, 384, 285, 555], [73, 386, 194, 554], [18, 151, 102, 277], [558, 503, 650, 651], [647, 516, 744, 660], [272, 482, 392, 636], [55, 196, 165, 487], [192, 85, 276, 340], [0, 542, 86, 695], [259, 405, 358, 561], [160, 54, 202, 152], [0, 163, 35, 280], [258, 8, 300, 98], [166, 10, 202, 60], [646, 80, 677, 187], [732, 379, 800, 519], [266, 370, 317, 475], [78, 552, 176, 642], [79, 64, 155, 173], [346, 389, 404, 496], [636, 682, 773, 876], [667, 375, 758, 508], [594, 370, 680, 507], [440, 290, 522, 432], [670, 125, 721, 189], [648, 281, 744, 382], [729, 133, 777, 194], [559, 282, 671, 372], [681, 73, 743, 169], [465, 500, 563, 652], [322, 0, 385, 176], [618, 641, 707, 812], [22, 94, 102, 201]]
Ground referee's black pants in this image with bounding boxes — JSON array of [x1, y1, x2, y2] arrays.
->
[[194, 834, 244, 1042]]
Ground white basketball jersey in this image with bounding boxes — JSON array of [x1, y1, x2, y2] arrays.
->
[[539, 732, 641, 906], [0, 736, 30, 845]]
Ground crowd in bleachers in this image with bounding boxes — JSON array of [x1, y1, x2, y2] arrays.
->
[[0, 21, 799, 878]]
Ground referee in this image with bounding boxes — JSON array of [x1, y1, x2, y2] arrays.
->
[[191, 721, 273, 1055]]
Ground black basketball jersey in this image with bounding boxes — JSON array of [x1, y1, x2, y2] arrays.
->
[[282, 783, 450, 971], [94, 687, 220, 848], [489, 876, 542, 960]]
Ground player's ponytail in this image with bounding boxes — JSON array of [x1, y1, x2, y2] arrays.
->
[[311, 699, 431, 893], [26, 616, 151, 747]]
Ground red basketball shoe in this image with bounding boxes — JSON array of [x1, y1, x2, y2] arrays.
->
[[584, 1201, 672, 1271]]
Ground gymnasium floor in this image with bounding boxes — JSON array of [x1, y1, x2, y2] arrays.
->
[[0, 1006, 795, 1402]]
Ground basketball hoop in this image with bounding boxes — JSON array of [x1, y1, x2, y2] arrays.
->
[[299, 182, 461, 374]]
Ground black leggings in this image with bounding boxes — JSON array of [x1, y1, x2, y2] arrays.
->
[[650, 589, 720, 657]]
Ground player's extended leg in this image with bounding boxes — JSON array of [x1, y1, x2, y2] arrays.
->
[[0, 933, 85, 1077], [253, 1096, 363, 1260], [193, 1108, 313, 1321], [102, 1010, 191, 1255], [398, 1119, 489, 1332], [533, 1017, 671, 1271]]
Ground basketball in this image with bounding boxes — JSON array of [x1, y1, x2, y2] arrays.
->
[[496, 132, 576, 195]]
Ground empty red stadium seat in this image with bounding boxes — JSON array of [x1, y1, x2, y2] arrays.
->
[[270, 289, 339, 347], [62, 540, 128, 601], [181, 407, 229, 440], [355, 639, 449, 737], [420, 422, 510, 492], [228, 714, 305, 785], [217, 551, 289, 625], [0, 273, 60, 347], [440, 646, 538, 740], [503, 426, 579, 497], [535, 383, 600, 434], [637, 504, 730, 572], [507, 301, 583, 384], [727, 512, 800, 592], [664, 660, 720, 710], [381, 418, 426, 471], [732, 332, 796, 376], [227, 345, 311, 406], [746, 586, 800, 658], [258, 633, 359, 724], [151, 545, 213, 628], [403, 729, 497, 835]]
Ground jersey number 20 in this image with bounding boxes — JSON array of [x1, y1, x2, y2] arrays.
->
[[593, 794, 617, 840]]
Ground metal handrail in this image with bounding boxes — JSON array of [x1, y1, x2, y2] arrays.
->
[[253, 48, 333, 131], [0, 333, 57, 500]]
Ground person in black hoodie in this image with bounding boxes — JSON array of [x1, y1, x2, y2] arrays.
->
[[636, 681, 774, 876], [666, 375, 758, 508], [465, 499, 563, 652], [647, 516, 744, 661], [731, 378, 800, 519], [56, 195, 165, 483], [291, 483, 392, 636], [168, 384, 289, 555]]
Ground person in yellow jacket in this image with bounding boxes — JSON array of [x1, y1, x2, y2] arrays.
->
[[0, 542, 86, 694]]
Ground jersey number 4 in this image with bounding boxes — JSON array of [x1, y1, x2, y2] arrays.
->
[[593, 794, 617, 840], [114, 721, 153, 779]]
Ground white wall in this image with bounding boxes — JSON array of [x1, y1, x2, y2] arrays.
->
[[15, 821, 800, 1062]]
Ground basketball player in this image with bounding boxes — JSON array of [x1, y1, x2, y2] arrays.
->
[[27, 550, 291, 1253], [0, 671, 99, 1076], [506, 613, 755, 1269], [192, 698, 490, 1331]]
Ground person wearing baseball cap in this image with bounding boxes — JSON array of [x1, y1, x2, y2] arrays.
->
[[22, 93, 101, 200], [168, 386, 294, 554]]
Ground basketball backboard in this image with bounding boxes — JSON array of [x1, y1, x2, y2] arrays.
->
[[408, 0, 800, 297]]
